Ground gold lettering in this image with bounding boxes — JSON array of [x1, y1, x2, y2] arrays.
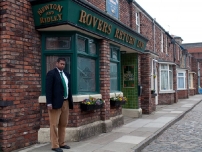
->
[[57, 5, 63, 12], [86, 14, 92, 25], [102, 22, 108, 33], [119, 31, 123, 40], [137, 40, 144, 48], [79, 10, 87, 23], [40, 17, 44, 23], [92, 16, 98, 27], [38, 9, 43, 16], [107, 25, 112, 34], [125, 34, 129, 42], [122, 32, 126, 41], [53, 4, 57, 10], [41, 7, 45, 14], [129, 37, 133, 44], [44, 5, 49, 11], [47, 17, 51, 22], [57, 14, 62, 20], [132, 38, 136, 45], [50, 16, 55, 22], [49, 4, 53, 9], [97, 19, 103, 31], [114, 29, 120, 38], [54, 16, 58, 21]]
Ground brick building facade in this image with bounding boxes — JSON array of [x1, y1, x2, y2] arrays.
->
[[0, 0, 201, 151]]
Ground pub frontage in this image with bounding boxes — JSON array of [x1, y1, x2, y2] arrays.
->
[[0, 0, 148, 151]]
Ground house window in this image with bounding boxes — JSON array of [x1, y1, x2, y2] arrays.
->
[[136, 11, 140, 33], [177, 72, 186, 89], [161, 32, 163, 52], [110, 45, 120, 92], [160, 64, 173, 90], [189, 73, 194, 89]]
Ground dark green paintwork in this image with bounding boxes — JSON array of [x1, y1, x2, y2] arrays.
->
[[31, 0, 148, 53]]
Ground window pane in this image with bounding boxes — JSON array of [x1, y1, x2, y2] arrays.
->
[[169, 65, 173, 70], [161, 64, 168, 69], [112, 50, 118, 60], [178, 73, 184, 76], [46, 37, 71, 50], [178, 77, 184, 88], [89, 40, 96, 55], [77, 57, 95, 92], [78, 38, 86, 52], [169, 71, 173, 89], [46, 56, 70, 73], [110, 62, 118, 91], [161, 71, 168, 90]]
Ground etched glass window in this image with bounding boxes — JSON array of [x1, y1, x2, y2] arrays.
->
[[77, 57, 95, 92], [46, 56, 70, 73], [110, 62, 118, 91], [78, 37, 86, 52], [89, 40, 96, 55], [112, 49, 118, 60], [46, 37, 71, 50]]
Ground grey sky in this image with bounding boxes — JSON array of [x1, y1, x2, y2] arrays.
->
[[135, 0, 202, 43]]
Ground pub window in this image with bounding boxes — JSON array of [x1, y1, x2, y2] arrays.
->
[[110, 45, 120, 92], [77, 35, 98, 93], [46, 37, 71, 50]]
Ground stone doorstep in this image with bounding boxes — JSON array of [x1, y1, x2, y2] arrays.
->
[[38, 115, 124, 143], [122, 108, 142, 118]]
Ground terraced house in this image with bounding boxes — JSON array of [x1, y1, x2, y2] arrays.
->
[[0, 0, 200, 151]]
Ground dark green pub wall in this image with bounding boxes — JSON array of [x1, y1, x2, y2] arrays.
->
[[121, 53, 138, 109]]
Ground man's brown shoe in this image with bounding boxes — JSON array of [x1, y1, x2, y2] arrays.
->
[[60, 145, 70, 149]]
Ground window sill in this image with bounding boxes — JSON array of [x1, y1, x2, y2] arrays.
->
[[38, 94, 102, 103], [177, 88, 187, 90], [159, 90, 175, 94], [110, 92, 123, 98]]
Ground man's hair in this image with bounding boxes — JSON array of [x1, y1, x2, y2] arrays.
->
[[57, 57, 66, 63]]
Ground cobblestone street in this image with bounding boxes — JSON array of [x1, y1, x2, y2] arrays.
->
[[142, 101, 202, 152]]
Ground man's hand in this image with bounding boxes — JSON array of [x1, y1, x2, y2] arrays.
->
[[47, 104, 52, 110]]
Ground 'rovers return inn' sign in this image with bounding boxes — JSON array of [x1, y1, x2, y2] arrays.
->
[[30, 0, 148, 52]]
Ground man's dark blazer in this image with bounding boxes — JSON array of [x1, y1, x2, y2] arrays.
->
[[46, 68, 73, 109]]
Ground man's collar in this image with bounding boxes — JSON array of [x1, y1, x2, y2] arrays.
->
[[56, 67, 63, 73]]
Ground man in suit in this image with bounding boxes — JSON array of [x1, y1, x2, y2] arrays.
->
[[46, 57, 73, 152]]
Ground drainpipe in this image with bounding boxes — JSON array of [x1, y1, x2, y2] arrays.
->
[[153, 18, 156, 53], [153, 18, 156, 91]]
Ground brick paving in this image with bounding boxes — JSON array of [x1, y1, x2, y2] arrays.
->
[[142, 101, 202, 152]]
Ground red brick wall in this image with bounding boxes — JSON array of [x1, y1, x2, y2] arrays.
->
[[158, 93, 175, 104], [99, 40, 110, 120], [140, 54, 156, 114], [189, 89, 196, 96], [178, 90, 189, 99], [0, 0, 41, 151], [119, 0, 130, 27], [86, 0, 106, 11]]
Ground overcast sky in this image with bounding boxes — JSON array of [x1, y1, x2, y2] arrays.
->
[[135, 0, 202, 44]]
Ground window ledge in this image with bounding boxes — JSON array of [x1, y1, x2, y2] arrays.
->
[[38, 94, 102, 103], [159, 90, 175, 94], [110, 92, 123, 98], [177, 89, 187, 90]]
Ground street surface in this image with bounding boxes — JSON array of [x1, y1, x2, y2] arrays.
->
[[142, 101, 202, 152]]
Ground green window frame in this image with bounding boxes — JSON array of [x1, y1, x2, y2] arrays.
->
[[75, 34, 99, 94], [110, 45, 121, 92], [41, 32, 99, 96]]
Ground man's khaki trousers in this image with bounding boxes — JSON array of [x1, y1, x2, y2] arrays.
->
[[48, 100, 69, 148]]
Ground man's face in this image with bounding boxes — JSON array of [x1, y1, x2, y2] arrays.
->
[[56, 60, 66, 71]]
